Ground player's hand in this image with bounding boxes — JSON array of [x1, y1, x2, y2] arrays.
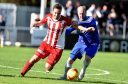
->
[[30, 21, 40, 28], [86, 27, 95, 32], [32, 23, 38, 27], [71, 21, 78, 28], [30, 23, 35, 28]]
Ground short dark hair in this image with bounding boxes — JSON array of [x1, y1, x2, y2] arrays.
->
[[53, 3, 62, 10]]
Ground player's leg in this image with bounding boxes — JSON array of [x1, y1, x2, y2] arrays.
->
[[21, 41, 49, 76], [78, 44, 99, 80], [61, 57, 74, 79], [45, 48, 63, 72], [60, 42, 84, 79], [21, 55, 41, 76], [78, 55, 91, 80]]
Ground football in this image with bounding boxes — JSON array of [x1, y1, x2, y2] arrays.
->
[[67, 68, 79, 80]]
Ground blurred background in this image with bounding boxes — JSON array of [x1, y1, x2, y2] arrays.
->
[[0, 0, 128, 52]]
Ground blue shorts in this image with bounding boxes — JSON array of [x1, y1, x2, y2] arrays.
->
[[70, 42, 99, 61]]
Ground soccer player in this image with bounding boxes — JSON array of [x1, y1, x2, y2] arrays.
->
[[60, 6, 100, 80], [21, 3, 87, 77]]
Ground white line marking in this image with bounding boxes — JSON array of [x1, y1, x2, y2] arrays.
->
[[0, 64, 128, 83], [87, 68, 110, 76], [0, 64, 109, 76], [0, 65, 62, 76]]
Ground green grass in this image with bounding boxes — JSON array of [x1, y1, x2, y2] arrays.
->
[[0, 47, 128, 84]]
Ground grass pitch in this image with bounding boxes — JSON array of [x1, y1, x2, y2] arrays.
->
[[0, 47, 128, 84]]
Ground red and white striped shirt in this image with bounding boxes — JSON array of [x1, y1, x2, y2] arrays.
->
[[41, 13, 72, 49]]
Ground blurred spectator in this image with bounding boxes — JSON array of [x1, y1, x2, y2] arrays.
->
[[65, 0, 74, 19], [92, 6, 102, 33], [100, 5, 109, 35], [76, 0, 81, 8], [0, 15, 5, 27], [61, 6, 66, 16], [114, 2, 127, 36], [86, 4, 96, 17], [73, 0, 81, 20], [95, 6, 102, 19], [0, 14, 6, 47], [106, 8, 117, 36]]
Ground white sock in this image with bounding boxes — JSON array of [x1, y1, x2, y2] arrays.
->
[[79, 60, 90, 80], [63, 62, 72, 77], [83, 60, 90, 72]]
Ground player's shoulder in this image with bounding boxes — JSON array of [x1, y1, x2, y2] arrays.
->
[[43, 13, 53, 21], [84, 16, 95, 23], [61, 15, 71, 21], [46, 13, 52, 18], [61, 15, 66, 19]]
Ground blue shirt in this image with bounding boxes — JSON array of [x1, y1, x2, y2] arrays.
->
[[66, 16, 100, 46]]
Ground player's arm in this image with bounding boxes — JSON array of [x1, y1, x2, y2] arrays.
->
[[71, 21, 95, 32], [78, 26, 95, 33], [71, 21, 85, 31], [30, 20, 42, 28], [66, 18, 94, 32], [30, 14, 48, 28], [66, 27, 75, 35]]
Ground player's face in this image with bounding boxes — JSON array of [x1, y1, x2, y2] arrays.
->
[[52, 8, 61, 20], [77, 7, 86, 21]]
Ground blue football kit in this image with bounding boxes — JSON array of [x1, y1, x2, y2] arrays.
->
[[66, 16, 100, 60]]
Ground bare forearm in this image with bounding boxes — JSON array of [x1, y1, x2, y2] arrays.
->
[[30, 21, 42, 28], [78, 26, 95, 32], [78, 26, 86, 32]]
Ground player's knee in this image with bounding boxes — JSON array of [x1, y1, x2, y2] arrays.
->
[[85, 55, 91, 63], [29, 55, 40, 64], [45, 63, 53, 72], [67, 57, 74, 64]]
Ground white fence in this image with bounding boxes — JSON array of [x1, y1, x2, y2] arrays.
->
[[0, 23, 127, 47], [0, 26, 47, 46], [0, 26, 30, 45]]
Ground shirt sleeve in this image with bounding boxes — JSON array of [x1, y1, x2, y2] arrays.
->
[[65, 27, 75, 35], [65, 17, 72, 26], [40, 14, 49, 24], [78, 18, 97, 28]]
